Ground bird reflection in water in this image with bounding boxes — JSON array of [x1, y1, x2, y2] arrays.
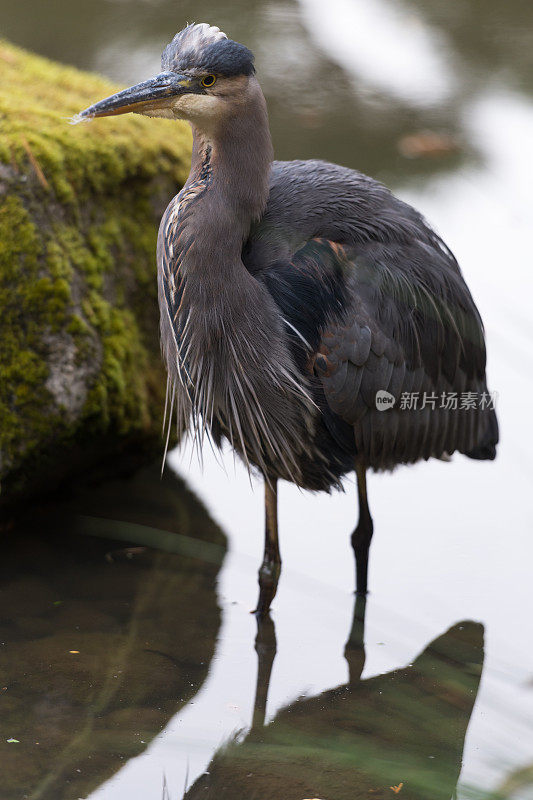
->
[[184, 599, 484, 800]]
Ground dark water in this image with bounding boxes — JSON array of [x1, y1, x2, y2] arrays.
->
[[1, 0, 533, 798], [0, 465, 225, 799]]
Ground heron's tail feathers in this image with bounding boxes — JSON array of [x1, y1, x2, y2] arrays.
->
[[466, 408, 499, 461]]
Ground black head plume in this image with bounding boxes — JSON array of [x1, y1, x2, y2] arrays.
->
[[161, 23, 255, 78]]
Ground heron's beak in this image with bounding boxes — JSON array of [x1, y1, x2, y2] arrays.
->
[[78, 72, 192, 119]]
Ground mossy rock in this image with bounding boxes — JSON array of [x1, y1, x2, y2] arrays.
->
[[0, 40, 192, 504]]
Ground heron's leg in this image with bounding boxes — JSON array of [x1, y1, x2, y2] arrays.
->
[[344, 594, 367, 684], [255, 478, 281, 617], [351, 463, 374, 595], [250, 613, 277, 734]]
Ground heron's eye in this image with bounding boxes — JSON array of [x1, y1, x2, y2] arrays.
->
[[201, 75, 217, 88]]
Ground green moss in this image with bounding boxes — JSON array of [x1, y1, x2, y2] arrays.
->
[[0, 197, 65, 461], [0, 40, 192, 502], [0, 41, 190, 202]]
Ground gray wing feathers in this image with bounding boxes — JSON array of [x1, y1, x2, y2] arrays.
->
[[253, 158, 497, 469], [315, 248, 495, 470]]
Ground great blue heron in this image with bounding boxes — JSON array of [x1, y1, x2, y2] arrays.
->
[[78, 23, 498, 615]]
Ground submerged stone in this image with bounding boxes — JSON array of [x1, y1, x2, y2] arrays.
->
[[0, 461, 226, 799]]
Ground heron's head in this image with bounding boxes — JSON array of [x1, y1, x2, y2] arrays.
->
[[77, 24, 257, 131]]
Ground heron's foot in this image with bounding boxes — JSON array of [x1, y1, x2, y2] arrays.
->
[[254, 559, 281, 618]]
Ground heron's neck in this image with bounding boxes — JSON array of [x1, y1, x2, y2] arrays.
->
[[185, 87, 273, 262]]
